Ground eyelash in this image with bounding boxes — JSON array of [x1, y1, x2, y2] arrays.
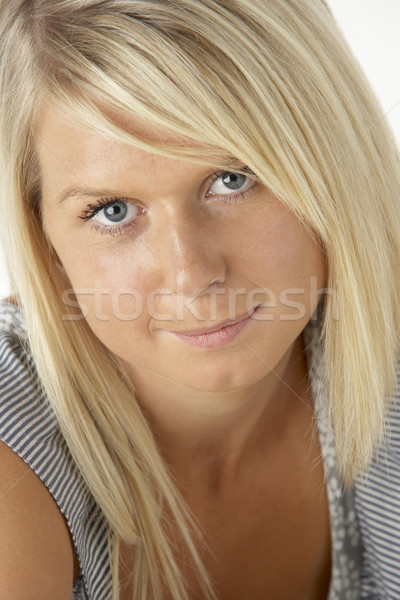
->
[[79, 169, 257, 237], [207, 170, 256, 203], [79, 197, 137, 237]]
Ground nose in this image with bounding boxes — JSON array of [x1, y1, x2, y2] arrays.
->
[[153, 206, 227, 296]]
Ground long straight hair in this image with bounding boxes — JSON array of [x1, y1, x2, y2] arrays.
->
[[0, 1, 399, 597]]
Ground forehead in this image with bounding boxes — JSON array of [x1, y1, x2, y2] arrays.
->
[[35, 101, 187, 166], [35, 102, 231, 200], [36, 98, 195, 142]]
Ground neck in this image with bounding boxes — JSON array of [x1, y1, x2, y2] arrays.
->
[[129, 335, 309, 490]]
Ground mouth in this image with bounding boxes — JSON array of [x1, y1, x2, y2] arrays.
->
[[174, 307, 257, 336], [167, 306, 259, 349]]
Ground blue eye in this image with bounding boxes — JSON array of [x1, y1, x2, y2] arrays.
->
[[94, 200, 138, 225], [79, 198, 140, 233], [208, 171, 255, 199], [100, 201, 127, 222]]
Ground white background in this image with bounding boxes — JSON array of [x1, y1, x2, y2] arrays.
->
[[0, 0, 399, 299]]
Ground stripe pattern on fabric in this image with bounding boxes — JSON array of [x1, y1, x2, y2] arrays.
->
[[0, 301, 112, 600], [304, 315, 362, 599], [354, 363, 400, 600]]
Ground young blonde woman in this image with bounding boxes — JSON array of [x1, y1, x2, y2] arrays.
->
[[0, 1, 399, 599]]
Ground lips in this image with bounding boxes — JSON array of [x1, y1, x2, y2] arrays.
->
[[171, 307, 257, 336], [169, 308, 258, 349]]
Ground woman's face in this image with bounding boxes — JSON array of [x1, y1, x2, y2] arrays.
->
[[37, 104, 327, 393]]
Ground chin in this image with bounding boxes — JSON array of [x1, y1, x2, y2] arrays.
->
[[171, 360, 267, 394]]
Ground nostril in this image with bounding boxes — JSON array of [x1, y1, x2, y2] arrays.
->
[[210, 276, 226, 287]]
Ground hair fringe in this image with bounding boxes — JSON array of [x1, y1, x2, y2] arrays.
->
[[0, 0, 399, 597]]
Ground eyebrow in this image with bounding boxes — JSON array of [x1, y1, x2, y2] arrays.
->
[[56, 186, 128, 205], [55, 161, 251, 205]]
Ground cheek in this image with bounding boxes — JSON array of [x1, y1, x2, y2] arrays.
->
[[51, 226, 151, 294], [52, 237, 156, 351], [240, 214, 327, 315], [49, 201, 326, 363]]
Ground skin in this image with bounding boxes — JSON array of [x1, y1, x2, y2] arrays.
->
[[35, 102, 330, 598], [0, 440, 79, 599], [36, 99, 329, 464]]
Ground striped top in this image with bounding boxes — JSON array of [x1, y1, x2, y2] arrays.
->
[[0, 299, 398, 598], [354, 363, 400, 599], [0, 302, 111, 599]]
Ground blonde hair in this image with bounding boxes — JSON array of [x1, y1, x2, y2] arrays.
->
[[1, 0, 400, 597]]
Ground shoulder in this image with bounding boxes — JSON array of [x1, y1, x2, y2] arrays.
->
[[0, 299, 30, 375], [0, 300, 112, 599], [354, 359, 400, 598], [0, 300, 59, 450], [0, 440, 75, 599], [0, 301, 76, 598], [0, 299, 35, 396]]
